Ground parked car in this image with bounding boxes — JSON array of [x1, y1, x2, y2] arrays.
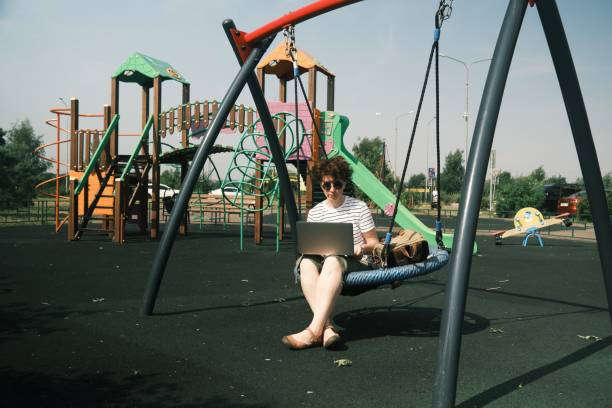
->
[[557, 189, 612, 215], [148, 184, 180, 199], [209, 186, 238, 197], [543, 184, 581, 213]]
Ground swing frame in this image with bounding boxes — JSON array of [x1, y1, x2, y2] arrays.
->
[[141, 1, 612, 407]]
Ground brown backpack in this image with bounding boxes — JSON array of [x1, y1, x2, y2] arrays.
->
[[371, 229, 430, 269]]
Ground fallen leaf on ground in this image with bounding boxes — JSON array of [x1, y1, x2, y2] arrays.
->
[[334, 359, 352, 367], [577, 334, 602, 342]]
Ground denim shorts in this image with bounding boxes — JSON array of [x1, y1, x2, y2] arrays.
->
[[293, 254, 371, 284]]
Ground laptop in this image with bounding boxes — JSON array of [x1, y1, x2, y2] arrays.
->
[[296, 221, 354, 256]]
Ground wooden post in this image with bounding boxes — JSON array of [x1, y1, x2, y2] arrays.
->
[[308, 67, 317, 110], [110, 78, 120, 159], [326, 75, 335, 111], [278, 78, 287, 241], [179, 160, 188, 235], [77, 130, 84, 170], [182, 84, 190, 148], [70, 98, 79, 171], [257, 67, 265, 96], [113, 179, 124, 244], [102, 106, 112, 234], [150, 76, 162, 239], [307, 108, 321, 211], [68, 179, 78, 240]]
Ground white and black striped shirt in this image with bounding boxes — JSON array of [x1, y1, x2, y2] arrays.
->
[[307, 196, 376, 249]]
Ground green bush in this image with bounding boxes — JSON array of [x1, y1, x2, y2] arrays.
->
[[495, 176, 544, 217]]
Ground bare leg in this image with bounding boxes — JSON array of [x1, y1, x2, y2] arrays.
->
[[299, 258, 320, 313], [287, 257, 343, 345], [308, 256, 344, 336]]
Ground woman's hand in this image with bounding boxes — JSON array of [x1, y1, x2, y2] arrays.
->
[[353, 244, 363, 258]]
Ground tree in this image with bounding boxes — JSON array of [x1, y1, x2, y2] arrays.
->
[[529, 166, 546, 183], [497, 171, 512, 186], [0, 120, 50, 208], [352, 136, 397, 195], [160, 167, 181, 189], [603, 172, 612, 189], [495, 174, 544, 217], [545, 174, 567, 186], [407, 173, 426, 188], [440, 149, 464, 194]]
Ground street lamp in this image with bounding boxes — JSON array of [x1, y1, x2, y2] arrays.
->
[[394, 110, 414, 176], [439, 54, 492, 166], [426, 115, 437, 201], [374, 112, 385, 181]]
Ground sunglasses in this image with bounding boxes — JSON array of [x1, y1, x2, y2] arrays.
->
[[321, 180, 346, 191]]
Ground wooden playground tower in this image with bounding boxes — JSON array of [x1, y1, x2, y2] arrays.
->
[[254, 42, 335, 243], [65, 52, 192, 243]]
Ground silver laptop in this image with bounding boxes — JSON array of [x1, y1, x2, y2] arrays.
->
[[296, 221, 354, 256]]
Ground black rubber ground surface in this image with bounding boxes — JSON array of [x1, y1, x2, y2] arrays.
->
[[1, 225, 610, 407]]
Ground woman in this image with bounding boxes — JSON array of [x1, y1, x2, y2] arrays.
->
[[282, 156, 379, 350]]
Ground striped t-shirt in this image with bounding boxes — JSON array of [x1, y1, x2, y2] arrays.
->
[[307, 196, 376, 249]]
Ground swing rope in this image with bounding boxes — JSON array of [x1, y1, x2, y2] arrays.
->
[[284, 26, 303, 216], [283, 26, 329, 163], [382, 0, 452, 260]]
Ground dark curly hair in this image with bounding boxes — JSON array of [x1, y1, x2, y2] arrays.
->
[[312, 156, 353, 184]]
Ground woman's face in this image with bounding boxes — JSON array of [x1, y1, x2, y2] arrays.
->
[[321, 175, 346, 202]]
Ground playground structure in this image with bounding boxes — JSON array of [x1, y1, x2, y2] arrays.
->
[[493, 206, 573, 246], [138, 1, 612, 408], [38, 53, 268, 243]]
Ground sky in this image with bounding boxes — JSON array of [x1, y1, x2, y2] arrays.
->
[[1, 0, 611, 183]]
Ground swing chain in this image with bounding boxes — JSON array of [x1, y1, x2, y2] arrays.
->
[[435, 0, 453, 29], [283, 25, 298, 63]]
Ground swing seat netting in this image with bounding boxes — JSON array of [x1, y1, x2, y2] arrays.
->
[[341, 248, 449, 296]]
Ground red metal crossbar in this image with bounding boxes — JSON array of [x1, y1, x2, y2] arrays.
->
[[243, 0, 362, 45]]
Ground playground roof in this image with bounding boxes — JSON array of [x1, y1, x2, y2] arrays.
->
[[257, 42, 334, 80], [112, 52, 189, 87]]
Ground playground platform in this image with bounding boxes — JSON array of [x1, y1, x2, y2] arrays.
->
[[1, 225, 610, 407]]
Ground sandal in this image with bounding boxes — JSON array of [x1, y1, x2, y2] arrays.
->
[[323, 325, 341, 349], [281, 328, 322, 350]]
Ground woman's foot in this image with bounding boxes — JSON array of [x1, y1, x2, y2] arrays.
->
[[281, 328, 322, 350], [323, 325, 341, 349]]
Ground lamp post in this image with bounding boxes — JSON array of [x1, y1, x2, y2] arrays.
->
[[374, 112, 384, 181], [394, 110, 414, 177], [439, 54, 492, 166], [425, 116, 437, 201]]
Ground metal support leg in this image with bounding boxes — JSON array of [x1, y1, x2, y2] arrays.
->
[[536, 0, 612, 324], [432, 1, 527, 406], [223, 19, 299, 234], [140, 37, 273, 316]]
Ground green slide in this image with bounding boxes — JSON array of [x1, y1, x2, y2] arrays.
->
[[320, 111, 474, 252]]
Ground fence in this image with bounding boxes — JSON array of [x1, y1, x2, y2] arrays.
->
[[0, 200, 66, 225], [0, 200, 599, 241]]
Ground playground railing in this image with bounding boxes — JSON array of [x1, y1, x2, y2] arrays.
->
[[0, 200, 68, 226], [74, 115, 119, 195], [158, 100, 256, 139]]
